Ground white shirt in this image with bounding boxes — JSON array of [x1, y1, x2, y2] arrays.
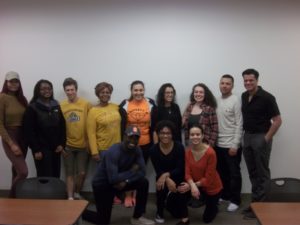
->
[[216, 94, 243, 149]]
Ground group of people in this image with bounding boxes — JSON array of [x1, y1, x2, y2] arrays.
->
[[0, 68, 282, 225]]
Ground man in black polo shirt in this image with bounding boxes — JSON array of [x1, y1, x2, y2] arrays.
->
[[241, 68, 282, 220]]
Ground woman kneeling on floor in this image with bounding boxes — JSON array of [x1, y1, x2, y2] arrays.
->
[[178, 124, 223, 224], [150, 120, 189, 225]]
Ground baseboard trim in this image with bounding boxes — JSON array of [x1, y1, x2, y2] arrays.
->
[[0, 190, 10, 198]]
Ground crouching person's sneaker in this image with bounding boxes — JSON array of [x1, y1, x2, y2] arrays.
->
[[155, 214, 165, 223], [243, 211, 256, 220], [131, 216, 155, 225], [227, 202, 239, 212]]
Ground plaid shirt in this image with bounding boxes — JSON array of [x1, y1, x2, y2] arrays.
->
[[182, 103, 218, 146]]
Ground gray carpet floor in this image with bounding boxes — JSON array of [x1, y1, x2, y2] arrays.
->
[[82, 194, 258, 225]]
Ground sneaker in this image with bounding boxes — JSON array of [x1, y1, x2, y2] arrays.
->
[[243, 211, 256, 220], [227, 202, 239, 212], [218, 198, 225, 203], [131, 216, 155, 225], [155, 214, 165, 224], [68, 197, 74, 200], [241, 206, 252, 214], [219, 197, 230, 202], [113, 196, 122, 205], [74, 192, 83, 200], [176, 219, 190, 225]]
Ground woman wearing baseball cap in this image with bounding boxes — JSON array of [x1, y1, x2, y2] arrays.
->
[[0, 71, 28, 197]]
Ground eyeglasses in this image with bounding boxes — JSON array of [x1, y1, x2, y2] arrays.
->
[[99, 91, 111, 95], [159, 132, 172, 136]]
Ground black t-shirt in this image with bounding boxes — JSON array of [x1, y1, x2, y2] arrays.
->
[[157, 103, 182, 142], [150, 141, 185, 185]]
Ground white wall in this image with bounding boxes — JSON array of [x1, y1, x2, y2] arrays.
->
[[0, 0, 299, 192]]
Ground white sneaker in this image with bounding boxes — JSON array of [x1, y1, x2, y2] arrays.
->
[[74, 192, 83, 199], [219, 198, 226, 203], [131, 216, 155, 225], [227, 202, 239, 212], [155, 214, 165, 223]]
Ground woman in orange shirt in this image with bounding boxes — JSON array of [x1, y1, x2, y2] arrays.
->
[[178, 124, 222, 224]]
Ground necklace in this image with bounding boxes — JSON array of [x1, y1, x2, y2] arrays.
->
[[165, 106, 172, 114]]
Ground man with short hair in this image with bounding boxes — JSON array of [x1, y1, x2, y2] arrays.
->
[[216, 74, 243, 212], [60, 77, 91, 200], [241, 69, 282, 219], [91, 126, 155, 225]]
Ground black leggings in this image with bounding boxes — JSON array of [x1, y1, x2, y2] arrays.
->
[[201, 190, 221, 223]]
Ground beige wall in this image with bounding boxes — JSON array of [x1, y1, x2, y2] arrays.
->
[[1, 0, 299, 192]]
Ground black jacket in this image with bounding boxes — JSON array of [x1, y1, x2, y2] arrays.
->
[[23, 99, 66, 153]]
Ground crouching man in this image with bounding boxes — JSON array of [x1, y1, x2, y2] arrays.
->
[[92, 125, 155, 225]]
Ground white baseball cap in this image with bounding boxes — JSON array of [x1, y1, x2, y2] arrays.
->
[[5, 71, 20, 81]]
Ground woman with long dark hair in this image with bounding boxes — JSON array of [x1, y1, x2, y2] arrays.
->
[[0, 71, 28, 197], [155, 83, 182, 143], [23, 79, 66, 178]]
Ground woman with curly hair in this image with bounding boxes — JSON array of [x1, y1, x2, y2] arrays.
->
[[182, 83, 218, 147]]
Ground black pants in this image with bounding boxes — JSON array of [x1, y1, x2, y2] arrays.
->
[[201, 190, 221, 223], [156, 187, 188, 218], [215, 146, 242, 205], [34, 149, 61, 178], [92, 178, 149, 225]]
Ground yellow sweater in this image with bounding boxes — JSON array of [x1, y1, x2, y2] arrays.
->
[[87, 103, 121, 155], [60, 98, 91, 149]]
